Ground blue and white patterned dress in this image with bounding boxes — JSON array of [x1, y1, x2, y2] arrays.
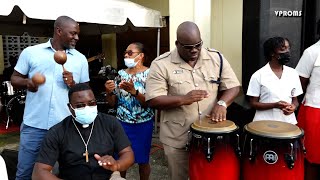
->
[[115, 69, 154, 124]]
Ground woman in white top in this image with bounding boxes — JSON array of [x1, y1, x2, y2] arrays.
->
[[296, 39, 320, 179], [247, 37, 302, 124]]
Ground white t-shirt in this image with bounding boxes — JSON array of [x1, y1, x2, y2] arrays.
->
[[296, 40, 320, 108], [247, 63, 303, 124]]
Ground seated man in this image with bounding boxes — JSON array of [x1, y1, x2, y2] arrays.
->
[[32, 83, 134, 180]]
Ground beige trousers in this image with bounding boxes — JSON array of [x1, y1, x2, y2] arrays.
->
[[163, 144, 189, 180]]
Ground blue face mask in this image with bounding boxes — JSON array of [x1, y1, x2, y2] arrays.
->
[[124, 53, 140, 68], [71, 105, 98, 125]]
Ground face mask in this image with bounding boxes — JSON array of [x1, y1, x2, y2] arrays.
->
[[124, 54, 140, 68], [71, 105, 98, 125], [278, 52, 291, 65]]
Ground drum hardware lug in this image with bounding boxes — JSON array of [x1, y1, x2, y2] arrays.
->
[[301, 139, 306, 154], [6, 116, 10, 129], [249, 138, 256, 161], [235, 134, 241, 157], [217, 136, 223, 140], [284, 154, 294, 169], [284, 143, 295, 169], [204, 137, 213, 162], [185, 130, 191, 151], [290, 143, 294, 157]]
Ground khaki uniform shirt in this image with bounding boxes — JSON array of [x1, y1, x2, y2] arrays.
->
[[146, 48, 240, 148]]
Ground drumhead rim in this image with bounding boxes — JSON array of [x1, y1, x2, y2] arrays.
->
[[191, 120, 239, 133], [244, 121, 304, 139], [191, 126, 239, 134]]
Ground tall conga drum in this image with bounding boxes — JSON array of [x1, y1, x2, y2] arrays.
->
[[243, 120, 304, 180], [188, 117, 240, 180]]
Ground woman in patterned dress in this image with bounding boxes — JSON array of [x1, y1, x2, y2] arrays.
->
[[105, 42, 154, 180]]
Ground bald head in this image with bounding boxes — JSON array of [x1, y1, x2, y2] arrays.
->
[[52, 15, 80, 50], [54, 16, 77, 29], [175, 21, 202, 63], [176, 21, 201, 43]]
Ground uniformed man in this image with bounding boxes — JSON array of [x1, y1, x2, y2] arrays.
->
[[145, 21, 241, 180]]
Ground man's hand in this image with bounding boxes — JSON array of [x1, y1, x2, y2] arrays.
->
[[94, 154, 119, 172], [210, 104, 227, 122], [62, 71, 74, 87], [27, 78, 38, 92], [182, 90, 209, 105]]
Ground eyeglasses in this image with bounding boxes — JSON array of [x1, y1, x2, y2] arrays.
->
[[71, 100, 97, 110], [123, 50, 140, 56], [178, 40, 203, 50]]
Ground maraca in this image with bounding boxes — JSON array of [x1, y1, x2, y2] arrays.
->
[[32, 73, 46, 85], [54, 50, 67, 71]]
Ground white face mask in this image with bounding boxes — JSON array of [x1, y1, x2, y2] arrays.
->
[[70, 105, 98, 126], [124, 53, 140, 68]]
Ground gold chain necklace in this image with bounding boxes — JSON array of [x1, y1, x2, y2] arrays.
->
[[72, 119, 95, 163]]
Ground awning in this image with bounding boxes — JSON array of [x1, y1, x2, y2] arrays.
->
[[0, 0, 163, 36]]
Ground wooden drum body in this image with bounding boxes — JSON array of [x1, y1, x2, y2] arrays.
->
[[188, 118, 240, 180], [243, 120, 304, 180]]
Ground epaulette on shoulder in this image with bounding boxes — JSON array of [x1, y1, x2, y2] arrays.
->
[[206, 47, 219, 53], [155, 51, 171, 61]]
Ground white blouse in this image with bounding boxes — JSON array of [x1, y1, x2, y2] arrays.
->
[[247, 63, 303, 124], [296, 40, 320, 108]]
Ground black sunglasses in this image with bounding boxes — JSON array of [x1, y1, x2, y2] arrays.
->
[[123, 50, 140, 56], [71, 100, 97, 110], [178, 40, 203, 50]]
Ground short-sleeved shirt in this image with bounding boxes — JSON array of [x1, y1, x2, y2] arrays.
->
[[145, 48, 240, 148], [36, 113, 131, 180], [247, 63, 303, 124], [14, 40, 90, 129], [296, 40, 320, 108], [115, 69, 154, 124]]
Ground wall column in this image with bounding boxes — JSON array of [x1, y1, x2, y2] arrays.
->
[[101, 34, 118, 68], [169, 0, 211, 50]]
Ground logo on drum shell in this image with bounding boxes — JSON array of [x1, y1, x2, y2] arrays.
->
[[192, 133, 202, 139], [263, 150, 278, 164]]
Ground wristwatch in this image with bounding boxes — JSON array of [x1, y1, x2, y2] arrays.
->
[[133, 90, 139, 97], [217, 100, 227, 108]]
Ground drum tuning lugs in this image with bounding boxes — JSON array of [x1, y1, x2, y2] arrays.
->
[[203, 137, 214, 162], [284, 153, 295, 169], [235, 133, 241, 157]]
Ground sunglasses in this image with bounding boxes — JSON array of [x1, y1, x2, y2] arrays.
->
[[71, 100, 97, 110], [123, 50, 140, 56], [178, 40, 203, 50]]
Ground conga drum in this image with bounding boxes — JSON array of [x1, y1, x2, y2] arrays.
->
[[243, 120, 304, 180], [188, 117, 240, 180]]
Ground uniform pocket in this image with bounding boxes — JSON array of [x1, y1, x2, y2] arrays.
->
[[169, 79, 192, 96], [163, 108, 186, 126], [202, 73, 219, 92]]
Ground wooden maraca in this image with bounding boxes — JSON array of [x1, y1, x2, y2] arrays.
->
[[54, 50, 67, 71], [32, 72, 46, 85]]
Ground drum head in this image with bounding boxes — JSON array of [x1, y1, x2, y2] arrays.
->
[[191, 117, 238, 133], [244, 120, 303, 139]]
